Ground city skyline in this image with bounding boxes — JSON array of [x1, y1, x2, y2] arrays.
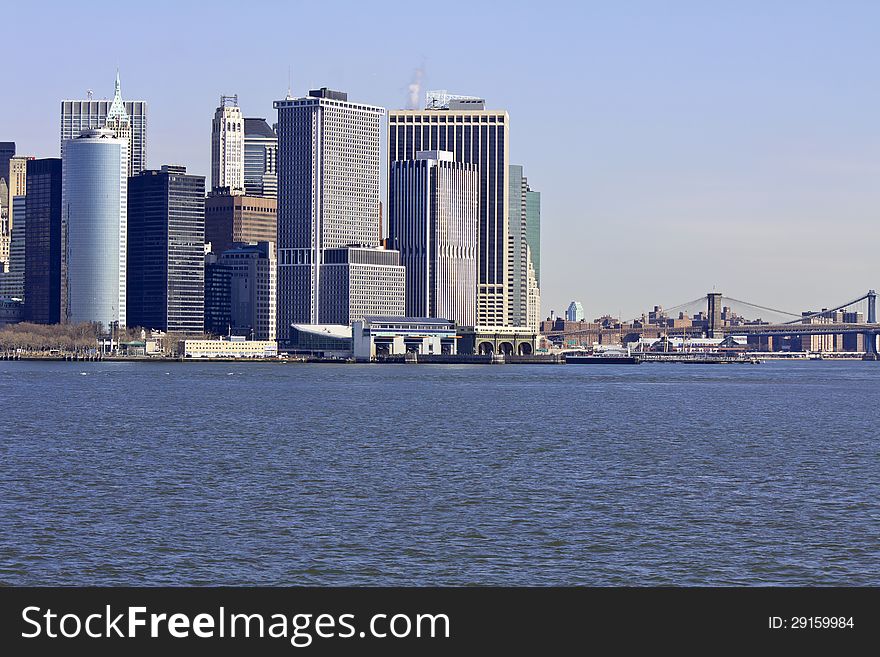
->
[[2, 1, 879, 320]]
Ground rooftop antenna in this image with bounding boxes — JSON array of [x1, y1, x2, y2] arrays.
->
[[286, 66, 293, 100], [86, 89, 94, 100]]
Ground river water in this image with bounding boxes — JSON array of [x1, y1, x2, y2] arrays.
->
[[1, 360, 878, 585]]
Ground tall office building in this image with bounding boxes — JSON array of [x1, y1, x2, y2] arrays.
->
[[274, 87, 386, 336], [127, 165, 206, 333], [388, 93, 510, 327], [211, 95, 244, 193], [244, 118, 277, 198], [0, 179, 8, 268], [389, 150, 478, 326], [0, 196, 26, 299], [104, 72, 133, 178], [2, 156, 34, 267], [205, 190, 276, 254], [60, 73, 147, 175], [23, 159, 63, 324], [63, 128, 127, 327], [318, 247, 404, 325], [0, 142, 14, 189], [217, 241, 276, 340], [204, 252, 232, 336], [509, 165, 541, 330]]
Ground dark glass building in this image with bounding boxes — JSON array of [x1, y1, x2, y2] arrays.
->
[[204, 252, 231, 336], [127, 165, 205, 333], [23, 159, 63, 324]]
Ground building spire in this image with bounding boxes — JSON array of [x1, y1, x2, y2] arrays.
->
[[107, 68, 128, 120]]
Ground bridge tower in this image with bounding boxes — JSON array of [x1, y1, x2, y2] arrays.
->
[[868, 289, 876, 324], [706, 292, 722, 338]]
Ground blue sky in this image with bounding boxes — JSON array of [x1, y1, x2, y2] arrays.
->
[[3, 1, 878, 319]]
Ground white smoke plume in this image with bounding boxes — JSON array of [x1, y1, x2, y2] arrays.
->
[[407, 66, 425, 109]]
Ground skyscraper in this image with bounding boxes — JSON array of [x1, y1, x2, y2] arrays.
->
[[0, 178, 8, 268], [318, 246, 405, 325], [60, 73, 147, 175], [525, 184, 541, 330], [388, 94, 510, 327], [2, 156, 34, 266], [127, 165, 206, 333], [565, 301, 585, 322], [0, 143, 12, 269], [509, 165, 541, 330], [205, 189, 277, 254], [62, 128, 127, 327], [389, 150, 478, 326], [211, 95, 244, 193], [217, 241, 277, 340], [274, 87, 388, 336], [204, 252, 232, 336], [244, 118, 278, 198], [0, 196, 26, 299], [104, 72, 133, 178], [23, 159, 63, 324]]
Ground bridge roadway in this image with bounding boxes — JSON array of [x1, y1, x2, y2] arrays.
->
[[716, 323, 880, 337]]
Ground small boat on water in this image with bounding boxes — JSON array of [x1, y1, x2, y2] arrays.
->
[[565, 354, 642, 364], [564, 347, 642, 364]]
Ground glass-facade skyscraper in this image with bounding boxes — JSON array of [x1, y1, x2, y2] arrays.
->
[[62, 128, 127, 328], [389, 150, 478, 326], [127, 165, 206, 333]]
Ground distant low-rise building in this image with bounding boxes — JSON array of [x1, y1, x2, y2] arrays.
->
[[178, 336, 277, 358]]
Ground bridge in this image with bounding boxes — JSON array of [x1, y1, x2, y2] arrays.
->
[[660, 289, 878, 359], [545, 290, 880, 360]]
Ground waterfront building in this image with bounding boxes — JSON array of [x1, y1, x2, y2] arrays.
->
[[127, 165, 206, 333], [204, 252, 232, 336], [23, 158, 63, 324], [62, 128, 127, 327], [286, 324, 353, 358], [388, 94, 510, 327], [318, 246, 405, 325], [60, 73, 147, 175], [0, 297, 23, 327], [244, 118, 277, 198], [274, 87, 385, 335], [352, 316, 458, 361], [389, 150, 478, 327], [565, 301, 585, 322], [178, 336, 277, 358], [458, 325, 537, 356], [217, 241, 276, 341], [211, 95, 244, 193], [205, 190, 276, 254]]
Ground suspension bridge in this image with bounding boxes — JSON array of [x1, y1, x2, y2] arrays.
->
[[547, 290, 880, 360]]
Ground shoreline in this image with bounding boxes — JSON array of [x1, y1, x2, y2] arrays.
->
[[0, 354, 873, 364]]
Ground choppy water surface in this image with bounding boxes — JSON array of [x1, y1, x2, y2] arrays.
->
[[1, 360, 878, 585]]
